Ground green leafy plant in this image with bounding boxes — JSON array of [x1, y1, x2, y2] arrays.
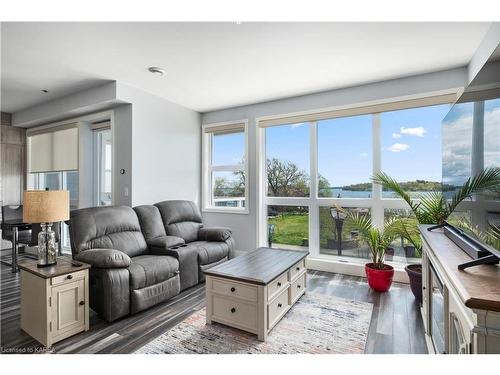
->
[[371, 167, 500, 254], [345, 211, 410, 269], [372, 167, 500, 225]]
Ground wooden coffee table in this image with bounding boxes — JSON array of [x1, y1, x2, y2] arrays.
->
[[204, 247, 308, 341]]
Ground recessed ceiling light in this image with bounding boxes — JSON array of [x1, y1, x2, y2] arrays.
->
[[41, 89, 49, 93], [148, 67, 165, 76]]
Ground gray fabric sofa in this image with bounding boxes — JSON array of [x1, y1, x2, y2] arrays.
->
[[69, 202, 233, 322], [154, 200, 235, 282]]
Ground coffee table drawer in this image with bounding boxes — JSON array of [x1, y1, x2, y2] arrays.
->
[[211, 278, 257, 302], [289, 259, 306, 281], [268, 287, 290, 329], [212, 295, 257, 332], [268, 272, 288, 301], [290, 271, 306, 303]]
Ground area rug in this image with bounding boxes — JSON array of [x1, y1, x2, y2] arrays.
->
[[135, 293, 373, 354]]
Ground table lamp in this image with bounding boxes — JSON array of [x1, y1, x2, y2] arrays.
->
[[23, 190, 69, 267]]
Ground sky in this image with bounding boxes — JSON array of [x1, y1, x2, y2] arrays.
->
[[443, 98, 500, 186], [213, 103, 452, 187]]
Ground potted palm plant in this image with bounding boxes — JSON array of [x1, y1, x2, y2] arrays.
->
[[372, 167, 500, 301], [345, 211, 410, 292]]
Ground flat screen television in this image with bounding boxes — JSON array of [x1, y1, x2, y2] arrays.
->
[[441, 43, 500, 269]]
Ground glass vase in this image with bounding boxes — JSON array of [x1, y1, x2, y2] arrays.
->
[[38, 223, 57, 267]]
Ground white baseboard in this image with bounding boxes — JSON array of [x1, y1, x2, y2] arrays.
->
[[306, 256, 410, 284]]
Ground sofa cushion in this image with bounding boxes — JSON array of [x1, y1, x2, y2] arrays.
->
[[128, 255, 179, 290], [155, 200, 202, 243], [133, 205, 166, 240], [70, 206, 148, 258], [189, 241, 230, 265]]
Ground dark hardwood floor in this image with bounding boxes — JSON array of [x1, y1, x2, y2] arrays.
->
[[0, 262, 427, 354]]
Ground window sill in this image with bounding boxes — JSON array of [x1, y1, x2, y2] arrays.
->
[[202, 208, 249, 215]]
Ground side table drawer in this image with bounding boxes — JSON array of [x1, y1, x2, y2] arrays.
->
[[212, 295, 257, 332], [268, 272, 288, 301], [211, 278, 258, 302], [52, 270, 86, 286]]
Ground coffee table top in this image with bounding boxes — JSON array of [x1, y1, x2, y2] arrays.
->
[[204, 247, 308, 286]]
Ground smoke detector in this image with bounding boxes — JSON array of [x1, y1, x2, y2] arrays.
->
[[148, 67, 165, 76]]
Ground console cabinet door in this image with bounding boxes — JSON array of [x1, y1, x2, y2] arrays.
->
[[51, 279, 85, 339], [421, 250, 430, 334]]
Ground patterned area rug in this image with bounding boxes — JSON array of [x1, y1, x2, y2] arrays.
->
[[135, 292, 373, 354]]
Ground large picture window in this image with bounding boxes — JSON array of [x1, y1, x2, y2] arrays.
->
[[258, 94, 455, 265], [202, 120, 248, 212]]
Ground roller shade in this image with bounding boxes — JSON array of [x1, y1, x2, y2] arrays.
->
[[28, 127, 78, 173], [258, 92, 458, 127], [203, 121, 245, 135]]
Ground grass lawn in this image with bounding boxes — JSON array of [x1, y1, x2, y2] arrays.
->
[[268, 213, 308, 246]]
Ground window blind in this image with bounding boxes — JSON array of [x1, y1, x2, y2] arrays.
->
[[27, 126, 78, 173]]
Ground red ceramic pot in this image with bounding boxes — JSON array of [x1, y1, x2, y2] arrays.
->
[[365, 263, 394, 292]]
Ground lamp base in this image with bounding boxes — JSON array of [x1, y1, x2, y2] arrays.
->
[[37, 223, 57, 268]]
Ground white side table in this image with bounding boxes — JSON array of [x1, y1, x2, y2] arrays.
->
[[18, 258, 90, 347]]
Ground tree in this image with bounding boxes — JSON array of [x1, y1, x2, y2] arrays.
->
[[318, 174, 332, 197], [266, 158, 309, 196]]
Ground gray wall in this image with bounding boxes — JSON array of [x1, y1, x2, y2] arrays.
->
[[112, 104, 133, 206], [201, 67, 468, 252], [117, 84, 201, 206]]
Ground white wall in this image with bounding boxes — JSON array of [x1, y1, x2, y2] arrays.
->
[[201, 67, 468, 252], [11, 82, 201, 208], [468, 22, 500, 84], [117, 84, 201, 207], [12, 82, 120, 128]]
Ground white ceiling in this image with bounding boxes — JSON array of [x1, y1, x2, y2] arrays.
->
[[0, 22, 491, 113]]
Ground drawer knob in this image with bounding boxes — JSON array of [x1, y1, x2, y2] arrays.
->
[[79, 301, 85, 306], [277, 282, 282, 287], [230, 287, 236, 292], [67, 275, 73, 280], [297, 285, 301, 289], [230, 307, 236, 313], [296, 267, 300, 271], [278, 303, 282, 308]]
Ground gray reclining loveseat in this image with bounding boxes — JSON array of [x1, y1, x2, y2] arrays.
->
[[69, 200, 233, 322]]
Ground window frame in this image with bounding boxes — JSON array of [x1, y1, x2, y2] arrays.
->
[[202, 119, 249, 214], [256, 90, 459, 261]]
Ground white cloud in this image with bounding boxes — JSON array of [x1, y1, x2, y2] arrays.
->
[[359, 152, 368, 158], [392, 133, 402, 139], [290, 123, 305, 129], [387, 143, 410, 152], [400, 126, 427, 137]]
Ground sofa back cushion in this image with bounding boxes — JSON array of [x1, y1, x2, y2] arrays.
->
[[133, 205, 166, 241], [155, 200, 202, 243], [70, 206, 148, 257]]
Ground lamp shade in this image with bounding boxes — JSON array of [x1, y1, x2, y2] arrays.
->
[[23, 190, 70, 223]]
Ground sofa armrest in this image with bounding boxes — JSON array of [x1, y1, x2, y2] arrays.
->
[[198, 227, 232, 242], [147, 235, 185, 251], [74, 249, 131, 268]]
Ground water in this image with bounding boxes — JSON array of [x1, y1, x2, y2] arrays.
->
[[319, 188, 438, 199]]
